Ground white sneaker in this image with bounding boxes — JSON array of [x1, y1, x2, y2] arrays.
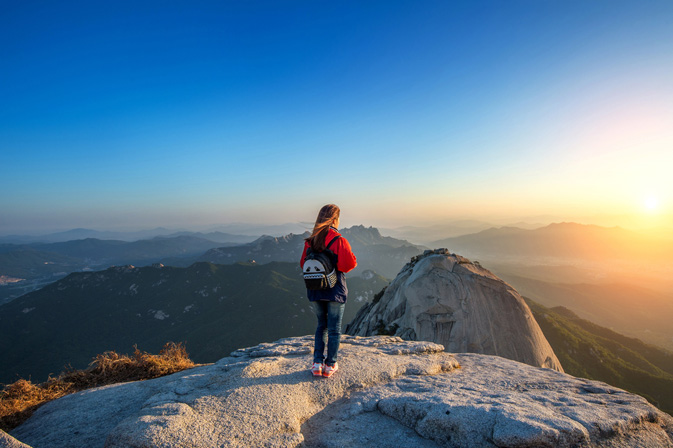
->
[[311, 362, 323, 377], [322, 363, 338, 378]]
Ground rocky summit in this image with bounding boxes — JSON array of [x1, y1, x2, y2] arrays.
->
[[347, 249, 563, 372], [6, 336, 673, 448]]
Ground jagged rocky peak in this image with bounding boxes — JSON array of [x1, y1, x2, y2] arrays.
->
[[347, 249, 564, 372], [347, 224, 381, 236], [7, 336, 672, 447]]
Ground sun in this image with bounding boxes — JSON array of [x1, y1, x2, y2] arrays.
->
[[644, 197, 659, 211]]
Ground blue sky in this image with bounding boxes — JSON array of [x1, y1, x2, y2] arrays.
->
[[2, 1, 672, 233]]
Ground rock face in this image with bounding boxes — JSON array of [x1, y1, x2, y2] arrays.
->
[[7, 336, 673, 448], [346, 249, 564, 372]]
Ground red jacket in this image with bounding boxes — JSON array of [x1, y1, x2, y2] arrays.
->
[[300, 227, 357, 273]]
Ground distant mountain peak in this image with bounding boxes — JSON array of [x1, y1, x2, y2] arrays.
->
[[345, 224, 381, 235]]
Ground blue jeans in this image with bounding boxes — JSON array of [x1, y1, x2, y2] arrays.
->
[[311, 300, 345, 366]]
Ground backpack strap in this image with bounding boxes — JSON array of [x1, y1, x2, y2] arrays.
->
[[306, 235, 340, 255], [325, 235, 341, 250]]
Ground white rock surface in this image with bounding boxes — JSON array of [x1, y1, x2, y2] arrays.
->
[[347, 249, 563, 371], [0, 431, 30, 448], [6, 336, 672, 447]]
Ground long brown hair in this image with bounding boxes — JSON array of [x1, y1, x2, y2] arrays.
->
[[306, 204, 340, 251]]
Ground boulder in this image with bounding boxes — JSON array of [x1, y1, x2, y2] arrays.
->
[[346, 249, 563, 371], [8, 336, 673, 447]]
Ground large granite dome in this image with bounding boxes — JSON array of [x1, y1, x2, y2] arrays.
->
[[346, 249, 563, 372]]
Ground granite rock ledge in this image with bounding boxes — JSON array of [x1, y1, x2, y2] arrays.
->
[[5, 336, 672, 448]]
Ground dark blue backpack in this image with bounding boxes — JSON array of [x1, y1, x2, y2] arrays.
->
[[302, 236, 340, 290]]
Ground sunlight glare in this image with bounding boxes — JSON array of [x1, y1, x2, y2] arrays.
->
[[645, 197, 659, 211]]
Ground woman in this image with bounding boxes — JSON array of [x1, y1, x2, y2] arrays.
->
[[300, 204, 357, 378]]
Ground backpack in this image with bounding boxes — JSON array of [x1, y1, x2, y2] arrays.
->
[[302, 236, 341, 290]]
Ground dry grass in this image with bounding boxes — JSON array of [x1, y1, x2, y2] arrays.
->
[[0, 342, 195, 432]]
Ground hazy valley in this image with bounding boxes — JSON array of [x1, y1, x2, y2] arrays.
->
[[0, 235, 242, 304], [0, 225, 422, 304]]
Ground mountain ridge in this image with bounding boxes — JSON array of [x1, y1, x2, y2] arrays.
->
[[431, 222, 671, 261], [498, 273, 673, 351], [0, 225, 423, 304], [197, 225, 425, 278], [0, 261, 386, 384]]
